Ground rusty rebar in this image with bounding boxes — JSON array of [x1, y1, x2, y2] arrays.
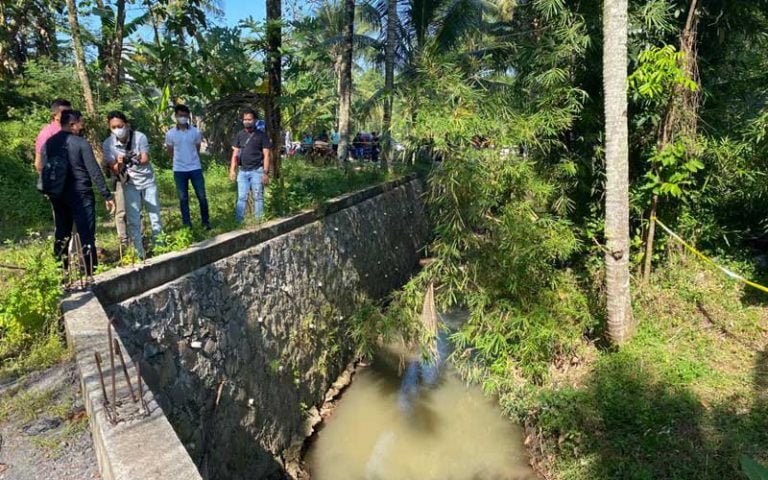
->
[[113, 339, 137, 402], [107, 323, 116, 407], [94, 352, 109, 406]]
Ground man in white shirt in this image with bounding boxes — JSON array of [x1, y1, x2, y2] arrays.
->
[[164, 104, 210, 229], [103, 111, 162, 259]]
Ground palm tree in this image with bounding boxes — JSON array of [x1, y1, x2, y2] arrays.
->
[[266, 0, 282, 178], [381, 0, 398, 169], [65, 0, 96, 116], [337, 0, 355, 163], [365, 0, 485, 129], [603, 0, 633, 344]]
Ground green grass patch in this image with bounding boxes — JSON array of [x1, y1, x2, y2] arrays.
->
[[513, 256, 768, 480]]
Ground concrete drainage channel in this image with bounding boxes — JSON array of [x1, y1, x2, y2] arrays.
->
[[61, 176, 428, 480]]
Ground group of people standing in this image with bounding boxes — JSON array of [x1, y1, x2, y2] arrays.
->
[[296, 130, 380, 162], [34, 100, 268, 285]]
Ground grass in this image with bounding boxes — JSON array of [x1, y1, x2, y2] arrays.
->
[[495, 254, 768, 480], [0, 367, 89, 459], [0, 154, 399, 376]]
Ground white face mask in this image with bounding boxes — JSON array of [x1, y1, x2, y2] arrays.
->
[[111, 127, 127, 139], [177, 116, 189, 125]]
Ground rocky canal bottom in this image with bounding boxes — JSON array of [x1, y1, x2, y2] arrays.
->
[[304, 348, 537, 480]]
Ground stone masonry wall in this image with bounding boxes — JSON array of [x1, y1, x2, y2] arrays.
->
[[105, 179, 427, 480]]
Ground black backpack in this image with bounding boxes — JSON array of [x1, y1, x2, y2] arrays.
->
[[37, 135, 71, 198]]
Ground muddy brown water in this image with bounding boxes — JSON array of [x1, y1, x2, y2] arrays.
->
[[306, 349, 537, 480]]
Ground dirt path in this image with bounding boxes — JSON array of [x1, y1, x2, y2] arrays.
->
[[0, 362, 99, 480]]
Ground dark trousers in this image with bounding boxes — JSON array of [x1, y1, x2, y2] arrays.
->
[[173, 169, 209, 227], [51, 188, 97, 276]]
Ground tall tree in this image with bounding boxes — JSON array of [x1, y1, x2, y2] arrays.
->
[[381, 0, 397, 169], [603, 0, 633, 344], [266, 0, 282, 178], [337, 0, 354, 163], [0, 0, 60, 76], [94, 0, 128, 91], [65, 0, 96, 116]]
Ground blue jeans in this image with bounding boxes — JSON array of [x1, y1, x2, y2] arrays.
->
[[235, 168, 264, 222], [124, 182, 162, 259], [173, 169, 209, 227]]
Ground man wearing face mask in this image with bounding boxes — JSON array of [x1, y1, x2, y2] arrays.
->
[[103, 111, 162, 259], [165, 104, 210, 230], [229, 109, 271, 222], [101, 115, 129, 249], [42, 110, 115, 280]]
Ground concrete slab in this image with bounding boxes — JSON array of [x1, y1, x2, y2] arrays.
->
[[62, 292, 202, 480]]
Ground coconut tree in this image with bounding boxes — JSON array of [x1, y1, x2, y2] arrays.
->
[[337, 0, 355, 162], [266, 0, 282, 177], [381, 0, 397, 169], [65, 0, 96, 116], [603, 0, 633, 344]]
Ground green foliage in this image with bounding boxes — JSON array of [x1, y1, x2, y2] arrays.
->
[[642, 139, 704, 198], [514, 257, 768, 480], [387, 53, 596, 382], [0, 240, 62, 357], [0, 121, 52, 241], [629, 45, 697, 101], [742, 456, 768, 480], [153, 228, 195, 256], [272, 158, 388, 215]]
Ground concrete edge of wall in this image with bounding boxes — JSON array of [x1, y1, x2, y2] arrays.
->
[[62, 292, 202, 480], [93, 173, 419, 307]]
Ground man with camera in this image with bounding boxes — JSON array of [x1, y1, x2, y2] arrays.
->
[[103, 111, 162, 259]]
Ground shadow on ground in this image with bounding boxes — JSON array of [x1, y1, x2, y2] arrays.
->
[[535, 347, 768, 480]]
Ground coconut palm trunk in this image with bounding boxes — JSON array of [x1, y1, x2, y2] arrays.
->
[[337, 0, 355, 164], [266, 0, 282, 180], [603, 0, 633, 344], [382, 0, 398, 170], [65, 0, 96, 116]]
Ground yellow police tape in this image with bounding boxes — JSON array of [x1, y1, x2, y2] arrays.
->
[[652, 217, 768, 294]]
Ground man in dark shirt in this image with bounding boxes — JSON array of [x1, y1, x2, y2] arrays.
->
[[43, 110, 115, 280], [229, 109, 271, 222]]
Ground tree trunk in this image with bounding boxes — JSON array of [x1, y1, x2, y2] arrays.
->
[[642, 194, 658, 280], [66, 0, 96, 116], [382, 0, 397, 170], [104, 0, 127, 92], [603, 0, 633, 345], [335, 54, 342, 130], [66, 0, 104, 164], [266, 0, 285, 214], [150, 7, 162, 46], [641, 0, 700, 279], [266, 0, 282, 181], [337, 0, 355, 164]]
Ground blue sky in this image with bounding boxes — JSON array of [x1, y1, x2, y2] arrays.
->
[[219, 0, 266, 27]]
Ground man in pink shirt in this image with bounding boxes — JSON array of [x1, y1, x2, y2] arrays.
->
[[34, 99, 71, 173]]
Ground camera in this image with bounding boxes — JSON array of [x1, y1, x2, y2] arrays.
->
[[115, 151, 140, 183], [123, 151, 140, 167]]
